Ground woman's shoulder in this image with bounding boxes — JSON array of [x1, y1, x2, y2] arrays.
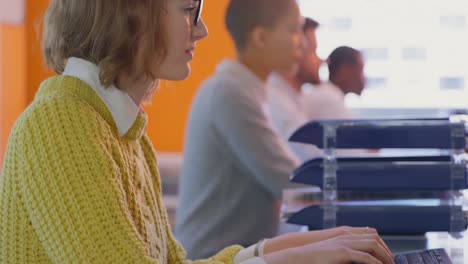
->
[[13, 76, 111, 139], [25, 79, 95, 119]]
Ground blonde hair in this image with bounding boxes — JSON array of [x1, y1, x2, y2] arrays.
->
[[42, 0, 167, 91]]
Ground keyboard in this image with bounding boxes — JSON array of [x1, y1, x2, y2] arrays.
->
[[394, 248, 452, 264]]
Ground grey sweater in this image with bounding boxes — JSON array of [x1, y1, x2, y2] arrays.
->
[[175, 60, 300, 259]]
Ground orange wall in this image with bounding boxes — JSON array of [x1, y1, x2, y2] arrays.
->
[[0, 0, 235, 162], [26, 0, 54, 103], [0, 25, 27, 164]]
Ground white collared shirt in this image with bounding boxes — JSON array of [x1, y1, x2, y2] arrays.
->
[[267, 72, 322, 162], [62, 57, 140, 137], [304, 81, 354, 121], [267, 75, 359, 161]]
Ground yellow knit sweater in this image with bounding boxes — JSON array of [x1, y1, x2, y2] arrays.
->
[[0, 76, 242, 263]]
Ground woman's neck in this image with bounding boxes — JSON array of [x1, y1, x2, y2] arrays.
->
[[117, 71, 155, 107]]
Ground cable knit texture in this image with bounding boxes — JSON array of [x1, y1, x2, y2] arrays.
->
[[0, 76, 242, 263]]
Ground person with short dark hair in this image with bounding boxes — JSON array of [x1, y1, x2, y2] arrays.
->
[[328, 46, 366, 96], [299, 17, 322, 85], [175, 0, 392, 263], [176, 0, 304, 258], [306, 46, 366, 121], [267, 17, 323, 162]]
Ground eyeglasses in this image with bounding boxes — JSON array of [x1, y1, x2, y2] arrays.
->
[[194, 0, 203, 26]]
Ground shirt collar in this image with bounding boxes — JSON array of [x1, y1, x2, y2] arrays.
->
[[62, 57, 140, 137], [322, 81, 346, 98], [216, 59, 267, 102], [267, 72, 302, 103]]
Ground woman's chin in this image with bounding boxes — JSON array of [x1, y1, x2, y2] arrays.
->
[[161, 65, 191, 81]]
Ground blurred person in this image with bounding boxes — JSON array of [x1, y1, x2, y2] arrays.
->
[[176, 0, 304, 257], [176, 1, 391, 263], [266, 17, 323, 162], [306, 46, 366, 121], [268, 45, 366, 161]]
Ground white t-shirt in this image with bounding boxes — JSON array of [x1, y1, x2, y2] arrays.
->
[[304, 81, 354, 121], [267, 73, 355, 162], [267, 73, 321, 162]]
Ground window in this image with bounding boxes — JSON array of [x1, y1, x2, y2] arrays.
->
[[327, 17, 353, 31], [440, 15, 466, 30], [366, 77, 388, 89], [298, 0, 468, 108], [402, 47, 427, 61], [362, 48, 389, 61], [440, 77, 465, 90]]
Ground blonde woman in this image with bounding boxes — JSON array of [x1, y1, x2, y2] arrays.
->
[[0, 0, 393, 263]]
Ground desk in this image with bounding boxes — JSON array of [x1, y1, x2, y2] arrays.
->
[[282, 189, 468, 263]]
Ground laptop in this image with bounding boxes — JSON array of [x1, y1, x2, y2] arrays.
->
[[394, 248, 452, 264], [351, 248, 452, 264]]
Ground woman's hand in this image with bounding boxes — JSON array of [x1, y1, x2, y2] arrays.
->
[[265, 226, 392, 258], [263, 233, 395, 264]]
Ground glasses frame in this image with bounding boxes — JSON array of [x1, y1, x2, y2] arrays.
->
[[194, 0, 203, 26]]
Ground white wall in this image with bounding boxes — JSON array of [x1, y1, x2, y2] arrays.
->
[[299, 0, 468, 109], [0, 0, 24, 25]]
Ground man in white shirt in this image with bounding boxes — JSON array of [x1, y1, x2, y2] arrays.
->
[[267, 44, 366, 161], [266, 18, 323, 161], [176, 0, 304, 258], [307, 46, 365, 121], [176, 1, 393, 263]]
